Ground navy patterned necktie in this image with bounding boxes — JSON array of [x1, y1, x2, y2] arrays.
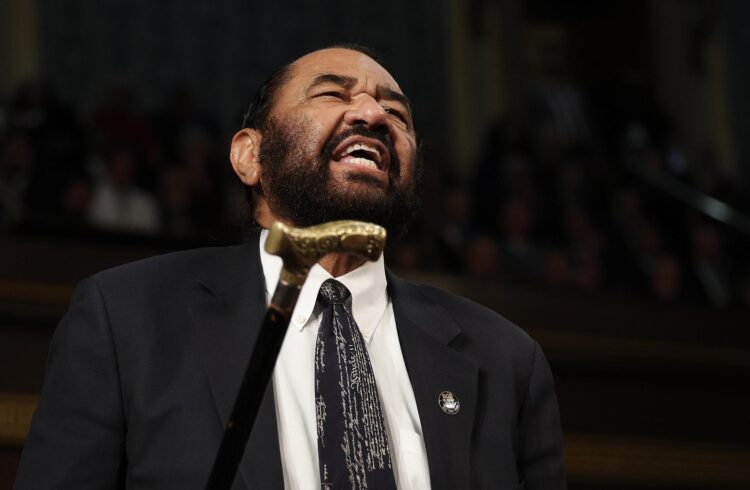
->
[[315, 279, 396, 489]]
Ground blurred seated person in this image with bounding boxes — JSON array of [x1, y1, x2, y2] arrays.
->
[[88, 146, 160, 234]]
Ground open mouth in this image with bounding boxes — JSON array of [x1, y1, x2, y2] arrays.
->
[[333, 137, 389, 174]]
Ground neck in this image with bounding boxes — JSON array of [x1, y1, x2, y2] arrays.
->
[[319, 254, 367, 278]]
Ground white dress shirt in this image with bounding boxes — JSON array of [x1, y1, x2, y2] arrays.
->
[[258, 230, 431, 489]]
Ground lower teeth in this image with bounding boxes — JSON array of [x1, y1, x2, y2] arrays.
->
[[349, 157, 377, 169]]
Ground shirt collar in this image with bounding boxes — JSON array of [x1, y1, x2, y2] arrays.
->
[[258, 228, 389, 342]]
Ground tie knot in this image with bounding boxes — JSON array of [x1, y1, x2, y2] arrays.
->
[[317, 279, 351, 306]]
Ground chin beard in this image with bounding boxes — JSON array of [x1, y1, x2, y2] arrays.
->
[[257, 116, 421, 239]]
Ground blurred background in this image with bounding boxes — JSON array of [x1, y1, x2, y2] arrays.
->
[[1, 0, 749, 488]]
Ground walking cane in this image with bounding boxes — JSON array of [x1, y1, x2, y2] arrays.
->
[[205, 220, 387, 490]]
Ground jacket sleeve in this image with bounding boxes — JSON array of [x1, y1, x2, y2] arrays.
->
[[15, 278, 126, 489], [516, 340, 567, 490]]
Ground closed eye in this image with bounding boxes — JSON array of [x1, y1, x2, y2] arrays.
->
[[384, 106, 407, 124], [316, 91, 346, 100]]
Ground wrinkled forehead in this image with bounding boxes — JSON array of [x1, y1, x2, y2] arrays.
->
[[282, 48, 404, 98]]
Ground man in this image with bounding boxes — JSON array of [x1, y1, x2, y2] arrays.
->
[[16, 46, 566, 489]]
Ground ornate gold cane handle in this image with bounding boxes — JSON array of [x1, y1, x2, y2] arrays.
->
[[265, 220, 387, 287]]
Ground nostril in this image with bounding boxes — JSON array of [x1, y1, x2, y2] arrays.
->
[[350, 120, 388, 136]]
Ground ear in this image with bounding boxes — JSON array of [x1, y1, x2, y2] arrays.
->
[[230, 128, 262, 186]]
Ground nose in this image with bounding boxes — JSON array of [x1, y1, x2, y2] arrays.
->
[[343, 94, 388, 129]]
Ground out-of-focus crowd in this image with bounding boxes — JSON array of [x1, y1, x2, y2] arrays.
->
[[399, 77, 750, 310], [0, 81, 238, 238], [1, 80, 749, 309]]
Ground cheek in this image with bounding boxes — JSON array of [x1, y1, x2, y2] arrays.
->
[[283, 110, 330, 157], [308, 118, 328, 142], [299, 109, 340, 153], [395, 134, 418, 175]]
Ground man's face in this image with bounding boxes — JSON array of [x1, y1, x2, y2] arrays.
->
[[254, 48, 421, 235]]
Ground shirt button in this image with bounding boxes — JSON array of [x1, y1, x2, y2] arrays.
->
[[294, 314, 306, 325]]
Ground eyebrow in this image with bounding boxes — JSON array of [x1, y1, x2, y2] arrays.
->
[[306, 73, 357, 91], [306, 73, 412, 115]]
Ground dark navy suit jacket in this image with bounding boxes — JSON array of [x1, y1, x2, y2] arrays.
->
[[16, 239, 566, 489]]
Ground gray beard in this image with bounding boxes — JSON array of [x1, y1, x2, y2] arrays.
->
[[257, 117, 421, 239]]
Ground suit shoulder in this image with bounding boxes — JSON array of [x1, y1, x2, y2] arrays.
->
[[88, 244, 257, 301], [397, 277, 534, 346], [92, 246, 229, 284]]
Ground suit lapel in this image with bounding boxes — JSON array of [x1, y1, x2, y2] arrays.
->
[[387, 271, 478, 489], [189, 239, 283, 489]]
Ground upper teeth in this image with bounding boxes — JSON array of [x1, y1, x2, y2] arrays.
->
[[345, 143, 379, 160]]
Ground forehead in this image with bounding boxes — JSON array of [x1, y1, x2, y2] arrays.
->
[[283, 48, 403, 96]]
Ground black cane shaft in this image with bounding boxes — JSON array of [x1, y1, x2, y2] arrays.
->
[[205, 282, 300, 490]]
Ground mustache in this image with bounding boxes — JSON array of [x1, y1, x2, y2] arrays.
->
[[320, 126, 401, 178]]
